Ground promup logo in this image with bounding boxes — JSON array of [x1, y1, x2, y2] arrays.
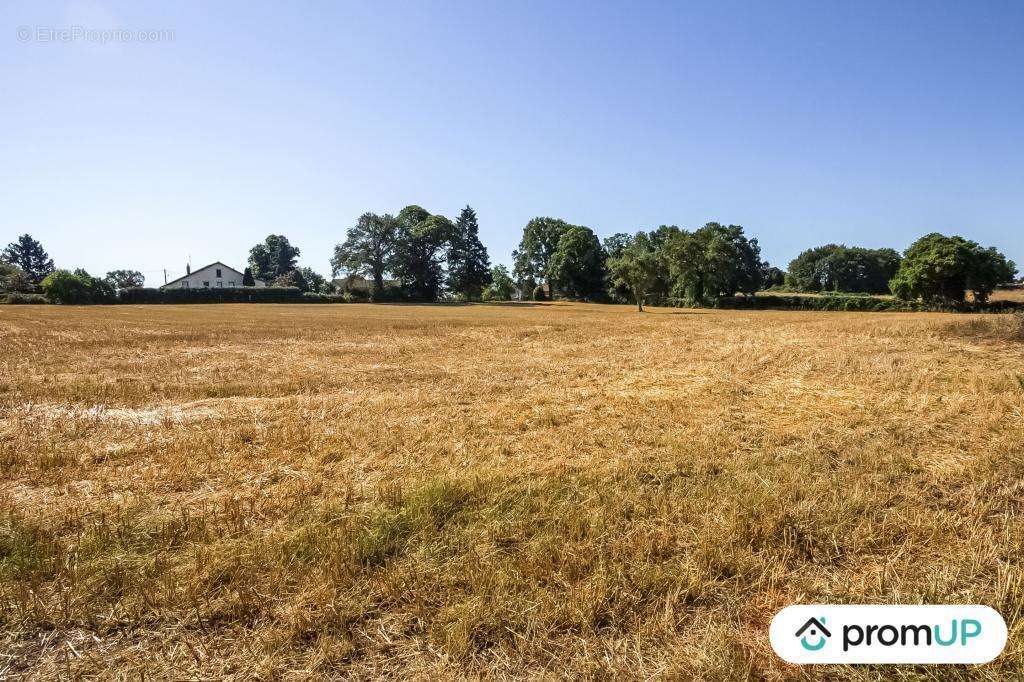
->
[[770, 605, 1006, 664], [795, 617, 830, 651]]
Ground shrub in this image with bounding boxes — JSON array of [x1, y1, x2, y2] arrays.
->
[[705, 294, 1023, 313], [0, 292, 48, 304], [40, 269, 116, 304], [0, 262, 34, 293], [532, 285, 547, 301]]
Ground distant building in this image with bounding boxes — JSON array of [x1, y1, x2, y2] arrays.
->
[[161, 262, 265, 290]]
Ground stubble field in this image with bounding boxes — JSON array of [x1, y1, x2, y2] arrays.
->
[[2, 302, 1023, 679]]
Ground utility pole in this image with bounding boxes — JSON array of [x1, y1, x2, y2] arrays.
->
[[164, 269, 168, 285]]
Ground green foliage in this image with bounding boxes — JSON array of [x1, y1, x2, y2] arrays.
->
[[0, 292, 48, 304], [105, 269, 145, 290], [392, 206, 454, 301], [40, 269, 115, 304], [271, 269, 309, 291], [786, 244, 901, 294], [0, 262, 34, 293], [548, 226, 606, 300], [513, 217, 574, 293], [607, 233, 661, 311], [602, 233, 632, 260], [118, 287, 320, 304], [663, 223, 763, 304], [331, 213, 399, 292], [532, 284, 547, 301], [447, 206, 492, 300], [712, 293, 1022, 313], [248, 235, 301, 281], [482, 265, 515, 301], [890, 233, 1017, 303], [298, 267, 329, 294], [2, 234, 55, 284], [761, 265, 786, 289], [242, 267, 256, 287]]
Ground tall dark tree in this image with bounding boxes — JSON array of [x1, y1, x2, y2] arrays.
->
[[242, 267, 256, 287], [248, 235, 301, 281], [105, 269, 145, 289], [2, 234, 55, 284], [548, 226, 606, 300], [513, 217, 573, 295], [447, 206, 492, 300], [391, 205, 454, 301], [331, 213, 399, 292]]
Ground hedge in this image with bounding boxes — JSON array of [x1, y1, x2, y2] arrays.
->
[[705, 294, 1024, 313], [0, 292, 49, 304], [118, 287, 315, 304]]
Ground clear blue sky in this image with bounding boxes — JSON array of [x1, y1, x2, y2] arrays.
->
[[3, 1, 1022, 285]]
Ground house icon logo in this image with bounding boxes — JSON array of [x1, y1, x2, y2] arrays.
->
[[795, 616, 831, 651]]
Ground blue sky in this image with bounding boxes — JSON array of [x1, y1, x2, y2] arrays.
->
[[2, 1, 1022, 286]]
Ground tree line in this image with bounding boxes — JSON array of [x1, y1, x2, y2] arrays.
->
[[2, 211, 1018, 308]]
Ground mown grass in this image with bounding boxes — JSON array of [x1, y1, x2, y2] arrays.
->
[[1, 302, 1023, 678]]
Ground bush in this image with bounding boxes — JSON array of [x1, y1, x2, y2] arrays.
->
[[704, 294, 1023, 313], [118, 287, 312, 304], [0, 292, 48, 304], [40, 269, 116, 304], [532, 285, 547, 301]]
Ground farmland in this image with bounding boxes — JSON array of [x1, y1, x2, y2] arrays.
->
[[2, 303, 1023, 679]]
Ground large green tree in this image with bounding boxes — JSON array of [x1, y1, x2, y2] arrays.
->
[[786, 244, 901, 294], [548, 226, 606, 300], [512, 217, 573, 295], [663, 223, 763, 303], [331, 213, 399, 293], [607, 232, 661, 311], [105, 269, 145, 289], [889, 233, 1016, 303], [2, 234, 55, 284], [482, 265, 516, 301], [248, 235, 301, 281], [392, 205, 454, 301], [447, 206, 492, 300]]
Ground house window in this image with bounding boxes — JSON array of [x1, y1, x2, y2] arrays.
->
[[182, 281, 189, 289], [217, 281, 223, 288], [203, 281, 210, 288], [216, 268, 222, 278], [228, 281, 235, 287]]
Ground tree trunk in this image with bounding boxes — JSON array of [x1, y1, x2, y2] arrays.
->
[[636, 292, 644, 312]]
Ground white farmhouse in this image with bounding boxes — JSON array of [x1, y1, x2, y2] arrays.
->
[[160, 262, 265, 290]]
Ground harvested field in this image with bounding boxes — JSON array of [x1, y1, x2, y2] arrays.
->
[[2, 303, 1023, 679]]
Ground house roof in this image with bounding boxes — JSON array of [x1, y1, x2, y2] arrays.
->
[[795, 617, 831, 638], [162, 262, 247, 288]]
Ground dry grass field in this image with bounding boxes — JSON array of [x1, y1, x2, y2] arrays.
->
[[2, 302, 1023, 679]]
